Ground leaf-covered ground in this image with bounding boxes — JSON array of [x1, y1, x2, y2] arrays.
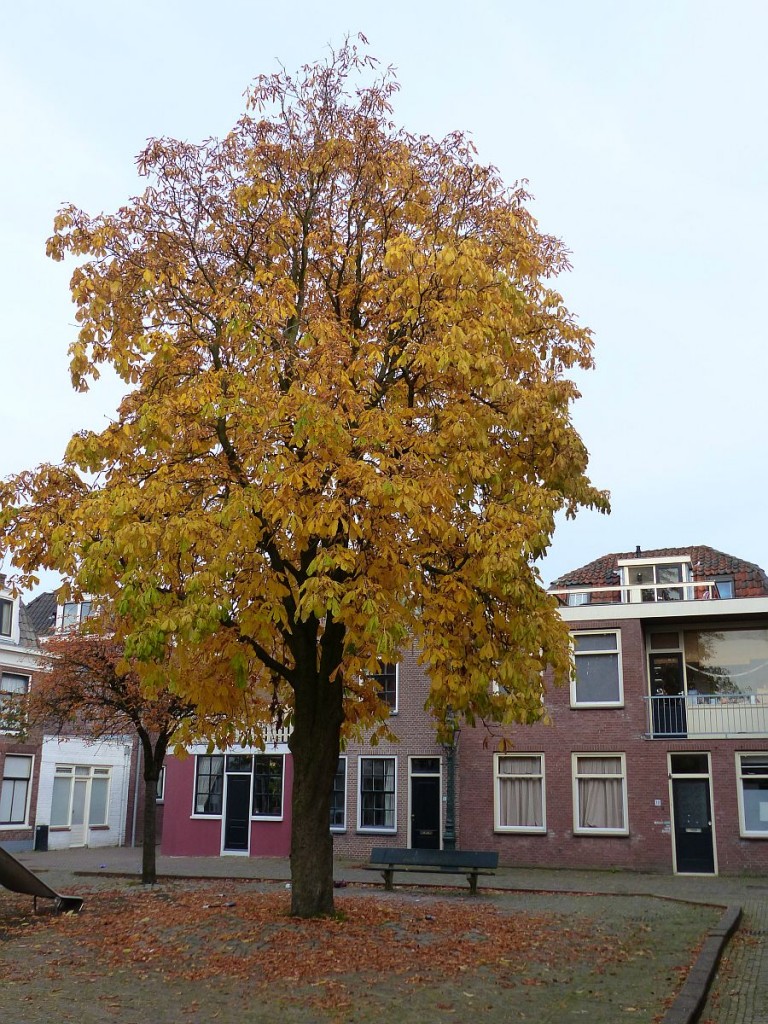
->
[[0, 880, 719, 1023]]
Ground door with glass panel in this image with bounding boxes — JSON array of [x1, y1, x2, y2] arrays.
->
[[223, 755, 252, 853], [669, 753, 715, 874], [51, 765, 111, 847]]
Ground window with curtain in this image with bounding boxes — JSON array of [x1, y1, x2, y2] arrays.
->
[[0, 598, 12, 637], [50, 764, 111, 828], [0, 754, 32, 825], [0, 673, 29, 734], [495, 754, 545, 832], [737, 753, 768, 836], [573, 754, 627, 833]]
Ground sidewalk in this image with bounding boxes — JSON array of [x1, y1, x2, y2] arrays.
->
[[11, 843, 764, 901], [8, 846, 768, 1023]]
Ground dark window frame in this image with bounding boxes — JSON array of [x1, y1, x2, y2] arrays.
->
[[373, 662, 398, 712], [252, 754, 284, 818], [330, 756, 347, 831], [194, 755, 224, 816], [359, 756, 396, 831]]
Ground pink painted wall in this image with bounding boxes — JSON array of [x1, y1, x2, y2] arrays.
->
[[160, 751, 293, 858]]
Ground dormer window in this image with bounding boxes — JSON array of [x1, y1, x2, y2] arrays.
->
[[60, 601, 95, 632], [0, 599, 12, 637], [618, 558, 692, 603]]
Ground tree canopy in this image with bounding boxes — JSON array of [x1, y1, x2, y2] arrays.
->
[[0, 39, 607, 915], [27, 623, 231, 883]]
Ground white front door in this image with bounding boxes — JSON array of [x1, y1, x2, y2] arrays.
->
[[69, 773, 89, 846]]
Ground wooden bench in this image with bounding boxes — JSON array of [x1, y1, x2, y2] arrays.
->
[[366, 847, 498, 896]]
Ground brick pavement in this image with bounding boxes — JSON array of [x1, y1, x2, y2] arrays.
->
[[4, 846, 768, 1023], [700, 894, 768, 1024]]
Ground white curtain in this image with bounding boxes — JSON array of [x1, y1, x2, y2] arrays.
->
[[498, 757, 543, 828], [578, 757, 624, 829]]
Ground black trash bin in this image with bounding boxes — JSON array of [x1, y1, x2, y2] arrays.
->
[[34, 825, 49, 851]]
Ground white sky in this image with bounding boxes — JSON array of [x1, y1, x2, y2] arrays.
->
[[2, 0, 767, 594]]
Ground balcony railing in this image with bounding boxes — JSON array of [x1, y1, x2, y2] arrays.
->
[[552, 581, 721, 606], [644, 693, 768, 739]]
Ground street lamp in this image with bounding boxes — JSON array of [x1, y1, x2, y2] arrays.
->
[[442, 708, 460, 851]]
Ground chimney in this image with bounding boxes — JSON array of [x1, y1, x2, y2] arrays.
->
[[635, 546, 641, 557], [0, 573, 5, 589]]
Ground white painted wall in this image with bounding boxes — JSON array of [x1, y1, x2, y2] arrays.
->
[[36, 735, 133, 849]]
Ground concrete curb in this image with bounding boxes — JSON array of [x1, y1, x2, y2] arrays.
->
[[661, 905, 742, 1024]]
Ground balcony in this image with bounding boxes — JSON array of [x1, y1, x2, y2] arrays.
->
[[644, 693, 768, 739], [552, 581, 723, 607]]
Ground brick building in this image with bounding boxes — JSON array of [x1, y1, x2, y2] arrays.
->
[[160, 639, 447, 859], [459, 546, 768, 876], [0, 575, 43, 851]]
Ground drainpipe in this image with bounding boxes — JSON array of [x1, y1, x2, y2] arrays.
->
[[130, 741, 142, 848]]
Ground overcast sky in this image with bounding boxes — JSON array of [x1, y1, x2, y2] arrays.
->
[[2, 0, 767, 595]]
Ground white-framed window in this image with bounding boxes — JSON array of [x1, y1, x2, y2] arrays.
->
[[330, 756, 347, 831], [572, 753, 628, 835], [59, 600, 95, 632], [194, 755, 224, 816], [50, 764, 111, 828], [0, 673, 29, 734], [0, 598, 13, 637], [252, 754, 284, 818], [571, 631, 623, 707], [156, 766, 166, 803], [373, 662, 398, 713], [736, 753, 768, 837], [359, 756, 397, 831], [494, 754, 545, 832], [0, 754, 33, 826]]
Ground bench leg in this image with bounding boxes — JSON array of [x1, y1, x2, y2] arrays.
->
[[467, 871, 479, 896], [380, 869, 394, 892]]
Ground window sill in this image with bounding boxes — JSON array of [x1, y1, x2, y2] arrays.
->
[[89, 825, 110, 831], [494, 827, 547, 835], [0, 823, 29, 830], [573, 829, 629, 837], [357, 828, 397, 835], [570, 703, 625, 710]]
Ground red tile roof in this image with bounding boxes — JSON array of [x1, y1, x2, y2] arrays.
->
[[551, 546, 768, 599]]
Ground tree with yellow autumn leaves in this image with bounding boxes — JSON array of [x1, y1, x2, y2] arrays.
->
[[0, 39, 607, 916]]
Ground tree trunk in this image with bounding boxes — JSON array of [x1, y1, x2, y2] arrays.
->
[[141, 773, 158, 885], [288, 657, 344, 917], [139, 730, 167, 886]]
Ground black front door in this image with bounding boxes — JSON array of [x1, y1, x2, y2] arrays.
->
[[411, 775, 440, 849], [672, 777, 714, 873], [224, 774, 251, 852]]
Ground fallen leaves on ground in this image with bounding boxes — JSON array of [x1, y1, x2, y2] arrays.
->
[[0, 882, 645, 1015]]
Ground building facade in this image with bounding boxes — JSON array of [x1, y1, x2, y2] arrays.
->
[[459, 546, 768, 876], [161, 640, 449, 858], [0, 576, 43, 852]]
